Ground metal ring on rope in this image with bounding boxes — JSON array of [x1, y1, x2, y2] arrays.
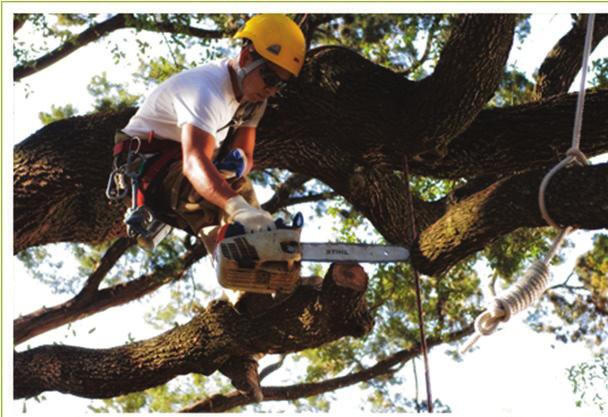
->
[[538, 148, 590, 229]]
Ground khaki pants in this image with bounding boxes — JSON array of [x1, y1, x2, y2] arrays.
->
[[145, 159, 260, 251]]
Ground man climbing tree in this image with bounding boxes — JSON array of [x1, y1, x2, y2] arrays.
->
[[12, 12, 608, 413], [109, 14, 304, 253]]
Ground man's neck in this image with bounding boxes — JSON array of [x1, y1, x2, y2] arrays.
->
[[228, 59, 243, 102]]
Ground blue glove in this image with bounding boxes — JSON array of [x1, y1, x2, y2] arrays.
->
[[214, 148, 247, 179]]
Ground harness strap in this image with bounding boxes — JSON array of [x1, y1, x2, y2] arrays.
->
[[136, 146, 182, 206], [113, 134, 181, 157], [114, 131, 182, 207]]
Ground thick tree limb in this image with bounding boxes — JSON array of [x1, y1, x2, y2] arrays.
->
[[535, 14, 608, 99], [254, 125, 442, 246], [406, 14, 515, 158], [181, 325, 473, 412], [14, 109, 135, 253], [412, 162, 608, 276], [14, 242, 206, 345], [272, 15, 515, 162], [14, 14, 225, 82], [409, 89, 608, 179], [14, 264, 373, 399]]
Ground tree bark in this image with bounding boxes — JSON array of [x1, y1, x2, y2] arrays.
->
[[535, 14, 608, 99], [14, 264, 373, 399], [14, 110, 134, 253], [412, 162, 608, 276], [410, 14, 515, 159], [410, 90, 608, 179]]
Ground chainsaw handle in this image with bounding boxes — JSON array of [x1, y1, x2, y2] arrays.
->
[[217, 212, 304, 243]]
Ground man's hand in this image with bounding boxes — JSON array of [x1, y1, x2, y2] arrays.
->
[[215, 148, 248, 179], [224, 195, 276, 233]]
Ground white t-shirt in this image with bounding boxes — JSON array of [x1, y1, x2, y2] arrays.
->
[[123, 59, 263, 146]]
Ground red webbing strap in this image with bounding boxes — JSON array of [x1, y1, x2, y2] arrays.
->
[[136, 146, 182, 207], [115, 131, 182, 207]]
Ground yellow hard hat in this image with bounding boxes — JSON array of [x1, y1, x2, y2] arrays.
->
[[234, 14, 306, 77]]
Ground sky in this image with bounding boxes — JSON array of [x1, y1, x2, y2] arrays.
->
[[4, 4, 608, 416]]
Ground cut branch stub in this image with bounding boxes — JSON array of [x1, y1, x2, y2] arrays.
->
[[14, 263, 372, 399]]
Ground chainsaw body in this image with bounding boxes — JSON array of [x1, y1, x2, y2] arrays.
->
[[214, 214, 304, 294]]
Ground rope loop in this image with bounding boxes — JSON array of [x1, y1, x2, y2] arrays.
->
[[462, 261, 551, 353], [474, 310, 503, 336]]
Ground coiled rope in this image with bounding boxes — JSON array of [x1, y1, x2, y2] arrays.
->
[[461, 14, 596, 354]]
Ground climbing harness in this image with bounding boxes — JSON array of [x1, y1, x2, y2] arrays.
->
[[403, 157, 433, 413], [106, 131, 181, 249], [461, 14, 597, 354], [106, 100, 266, 249]]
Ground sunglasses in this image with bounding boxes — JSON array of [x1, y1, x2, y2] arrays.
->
[[259, 63, 289, 90]]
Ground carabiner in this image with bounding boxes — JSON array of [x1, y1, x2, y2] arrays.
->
[[106, 169, 129, 201]]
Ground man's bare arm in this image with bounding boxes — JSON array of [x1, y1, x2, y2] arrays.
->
[[181, 123, 238, 210]]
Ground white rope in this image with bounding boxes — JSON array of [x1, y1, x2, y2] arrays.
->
[[461, 14, 596, 354], [539, 14, 595, 228]]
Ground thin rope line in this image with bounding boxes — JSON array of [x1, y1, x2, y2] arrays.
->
[[298, 13, 309, 27], [571, 14, 595, 151], [539, 14, 595, 228], [403, 156, 433, 413]]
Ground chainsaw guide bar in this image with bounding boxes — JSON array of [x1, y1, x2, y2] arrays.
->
[[300, 243, 410, 263]]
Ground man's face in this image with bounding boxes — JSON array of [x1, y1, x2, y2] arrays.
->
[[241, 51, 291, 102]]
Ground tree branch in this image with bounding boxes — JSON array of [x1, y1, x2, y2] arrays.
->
[[80, 237, 135, 296], [14, 14, 226, 82], [260, 173, 311, 213], [535, 14, 608, 99], [14, 14, 128, 82], [14, 241, 206, 345], [146, 15, 226, 39], [401, 15, 441, 76], [406, 14, 516, 158], [259, 355, 287, 381], [409, 89, 608, 180], [14, 264, 373, 399], [180, 325, 473, 412], [412, 162, 608, 276]]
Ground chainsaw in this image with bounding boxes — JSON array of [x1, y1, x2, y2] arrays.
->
[[214, 212, 410, 294]]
